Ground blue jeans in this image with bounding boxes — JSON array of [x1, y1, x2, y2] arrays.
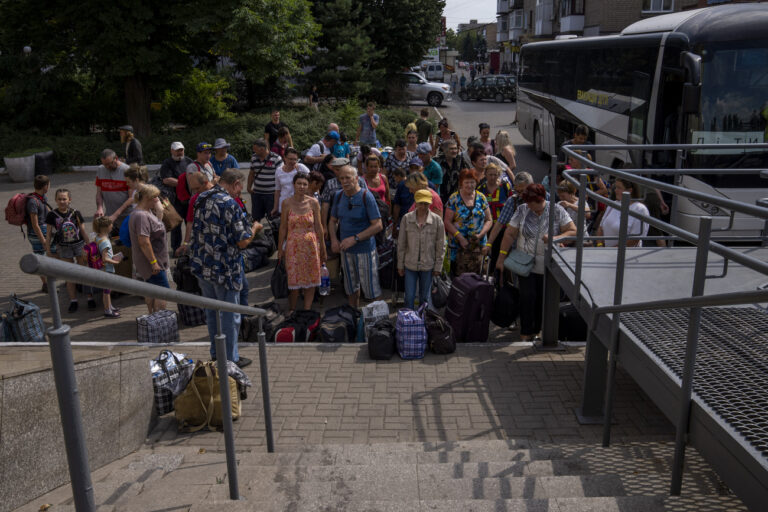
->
[[250, 192, 274, 221], [239, 266, 249, 307], [196, 277, 241, 362], [404, 269, 432, 310]]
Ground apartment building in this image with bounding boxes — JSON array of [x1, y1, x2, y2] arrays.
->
[[494, 0, 744, 73]]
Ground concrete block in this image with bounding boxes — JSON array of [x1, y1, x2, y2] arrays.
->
[[118, 351, 153, 458], [80, 360, 121, 469]]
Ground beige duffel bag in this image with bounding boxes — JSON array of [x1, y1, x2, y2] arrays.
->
[[174, 361, 240, 432]]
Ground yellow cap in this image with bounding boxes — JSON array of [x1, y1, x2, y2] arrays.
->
[[414, 189, 433, 204]]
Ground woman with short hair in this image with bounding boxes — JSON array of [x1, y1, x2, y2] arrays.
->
[[444, 169, 492, 276]]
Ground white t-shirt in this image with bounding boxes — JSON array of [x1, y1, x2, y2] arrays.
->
[[186, 161, 215, 183], [275, 163, 309, 212], [600, 202, 650, 247]]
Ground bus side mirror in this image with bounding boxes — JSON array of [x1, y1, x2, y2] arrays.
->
[[682, 84, 701, 114]]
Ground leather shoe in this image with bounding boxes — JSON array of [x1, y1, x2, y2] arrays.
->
[[235, 357, 252, 369]]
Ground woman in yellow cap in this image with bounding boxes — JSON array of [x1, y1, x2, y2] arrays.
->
[[397, 189, 446, 310]]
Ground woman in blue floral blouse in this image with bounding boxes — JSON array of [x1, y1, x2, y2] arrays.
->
[[443, 169, 493, 276]]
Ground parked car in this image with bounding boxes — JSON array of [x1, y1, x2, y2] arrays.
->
[[399, 72, 452, 107], [459, 75, 517, 102], [422, 62, 445, 81]]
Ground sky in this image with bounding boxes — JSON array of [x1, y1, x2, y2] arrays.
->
[[443, 0, 497, 30]]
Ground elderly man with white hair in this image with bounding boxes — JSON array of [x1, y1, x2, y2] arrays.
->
[[159, 141, 193, 252]]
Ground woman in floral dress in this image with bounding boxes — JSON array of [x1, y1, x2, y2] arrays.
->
[[277, 173, 326, 313], [443, 169, 493, 277]]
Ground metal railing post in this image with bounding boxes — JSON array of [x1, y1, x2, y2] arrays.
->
[[214, 313, 240, 500], [257, 316, 275, 453], [46, 277, 95, 512], [602, 191, 631, 447], [573, 173, 588, 304], [670, 216, 712, 495], [541, 154, 563, 348]]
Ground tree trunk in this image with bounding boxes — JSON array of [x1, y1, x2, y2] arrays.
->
[[124, 74, 151, 139]]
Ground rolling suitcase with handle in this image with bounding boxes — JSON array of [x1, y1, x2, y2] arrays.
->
[[444, 269, 494, 343]]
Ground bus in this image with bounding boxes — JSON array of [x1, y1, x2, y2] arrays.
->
[[516, 3, 768, 239]]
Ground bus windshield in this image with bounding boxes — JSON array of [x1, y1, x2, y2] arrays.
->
[[688, 40, 768, 178]]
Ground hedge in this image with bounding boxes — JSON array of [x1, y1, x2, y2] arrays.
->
[[0, 103, 422, 170]]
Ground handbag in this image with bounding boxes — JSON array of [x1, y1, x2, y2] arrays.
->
[[151, 350, 194, 415], [5, 295, 46, 342], [160, 197, 182, 231], [174, 361, 241, 432], [454, 240, 484, 276], [137, 310, 180, 344], [270, 260, 289, 299], [504, 208, 544, 277]]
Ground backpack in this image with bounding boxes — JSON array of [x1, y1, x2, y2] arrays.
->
[[119, 215, 132, 247], [274, 310, 321, 343], [318, 305, 360, 343], [52, 209, 80, 245], [368, 319, 395, 360], [83, 242, 103, 270], [172, 255, 201, 294], [423, 308, 456, 354], [5, 193, 32, 227], [239, 302, 284, 343], [396, 306, 428, 359]]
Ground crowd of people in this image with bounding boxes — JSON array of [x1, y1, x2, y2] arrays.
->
[[21, 109, 659, 359]]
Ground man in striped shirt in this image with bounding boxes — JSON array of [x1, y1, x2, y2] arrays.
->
[[247, 138, 283, 221]]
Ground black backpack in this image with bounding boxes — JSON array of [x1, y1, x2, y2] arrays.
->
[[239, 302, 284, 343], [423, 309, 456, 354], [368, 319, 395, 360], [274, 310, 321, 343], [172, 255, 201, 294], [318, 305, 360, 343]]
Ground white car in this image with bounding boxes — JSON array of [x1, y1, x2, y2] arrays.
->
[[399, 72, 452, 107]]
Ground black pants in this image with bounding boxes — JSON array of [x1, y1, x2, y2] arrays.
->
[[518, 272, 544, 336], [170, 199, 188, 252]]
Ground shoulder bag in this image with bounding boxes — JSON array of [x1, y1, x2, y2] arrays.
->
[[503, 206, 545, 277]]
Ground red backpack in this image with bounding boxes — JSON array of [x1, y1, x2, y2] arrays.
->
[[5, 193, 31, 226]]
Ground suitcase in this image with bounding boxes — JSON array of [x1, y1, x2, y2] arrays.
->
[[558, 302, 588, 341], [445, 272, 494, 342], [368, 319, 396, 360], [395, 306, 428, 360], [178, 302, 206, 327], [491, 271, 519, 328]]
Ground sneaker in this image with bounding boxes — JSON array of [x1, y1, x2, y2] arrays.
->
[[87, 298, 97, 311], [68, 301, 78, 313], [235, 357, 253, 369], [104, 310, 121, 318], [110, 305, 121, 313]]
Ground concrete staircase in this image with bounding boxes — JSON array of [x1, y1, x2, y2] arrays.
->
[[24, 439, 747, 511]]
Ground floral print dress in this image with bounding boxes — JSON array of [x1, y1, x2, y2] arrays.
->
[[285, 209, 321, 289], [445, 191, 489, 261]]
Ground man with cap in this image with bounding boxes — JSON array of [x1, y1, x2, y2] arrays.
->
[[328, 165, 383, 308], [417, 142, 443, 189], [210, 138, 240, 176], [248, 138, 283, 220], [187, 142, 216, 183], [159, 141, 193, 252], [119, 125, 143, 165], [96, 148, 130, 234], [397, 189, 445, 310], [304, 131, 339, 172]]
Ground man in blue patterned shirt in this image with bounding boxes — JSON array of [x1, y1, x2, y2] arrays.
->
[[191, 169, 260, 367]]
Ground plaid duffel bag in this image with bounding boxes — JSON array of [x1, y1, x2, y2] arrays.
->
[[5, 295, 46, 342], [151, 350, 194, 415], [137, 310, 179, 344], [178, 303, 206, 327]]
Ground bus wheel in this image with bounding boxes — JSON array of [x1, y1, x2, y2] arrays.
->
[[534, 125, 545, 160]]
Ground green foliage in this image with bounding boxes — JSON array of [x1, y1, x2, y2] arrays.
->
[[0, 105, 417, 168], [161, 69, 235, 126]]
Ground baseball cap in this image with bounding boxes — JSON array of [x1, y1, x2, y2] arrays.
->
[[197, 142, 212, 152], [327, 130, 341, 141], [409, 156, 423, 167], [170, 141, 184, 151], [414, 189, 433, 204], [417, 142, 432, 154], [330, 157, 349, 166]]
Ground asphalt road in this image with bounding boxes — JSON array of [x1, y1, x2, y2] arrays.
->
[[411, 94, 551, 183]]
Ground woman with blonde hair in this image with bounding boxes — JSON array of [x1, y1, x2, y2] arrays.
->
[[129, 184, 169, 313], [494, 130, 517, 170]]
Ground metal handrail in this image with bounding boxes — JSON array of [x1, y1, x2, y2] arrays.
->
[[19, 253, 275, 509], [545, 143, 768, 499]]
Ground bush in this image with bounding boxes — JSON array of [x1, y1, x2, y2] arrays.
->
[[0, 103, 418, 168], [161, 69, 236, 126]]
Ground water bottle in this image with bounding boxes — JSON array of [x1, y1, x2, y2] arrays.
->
[[319, 264, 331, 296]]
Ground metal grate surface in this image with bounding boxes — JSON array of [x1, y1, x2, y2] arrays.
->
[[622, 307, 768, 458]]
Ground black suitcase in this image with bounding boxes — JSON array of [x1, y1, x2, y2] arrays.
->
[[445, 272, 494, 342], [558, 303, 588, 341], [368, 319, 396, 360]]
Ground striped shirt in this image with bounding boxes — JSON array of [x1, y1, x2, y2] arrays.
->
[[250, 151, 283, 194]]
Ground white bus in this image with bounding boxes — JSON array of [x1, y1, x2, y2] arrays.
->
[[517, 3, 768, 239]]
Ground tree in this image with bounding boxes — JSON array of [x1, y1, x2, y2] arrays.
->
[[0, 0, 318, 136], [460, 32, 476, 61], [306, 0, 384, 99], [444, 28, 459, 51]]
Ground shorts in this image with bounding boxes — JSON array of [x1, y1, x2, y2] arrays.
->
[[341, 248, 381, 299], [28, 229, 48, 255], [144, 270, 170, 289], [57, 241, 85, 260]]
